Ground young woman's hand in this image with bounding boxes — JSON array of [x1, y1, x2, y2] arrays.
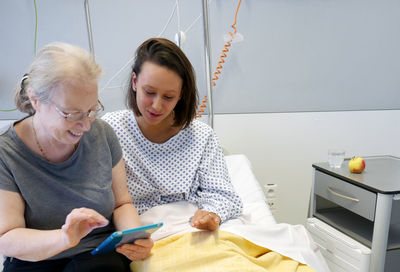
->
[[61, 208, 109, 248], [190, 209, 221, 231], [116, 238, 154, 261]]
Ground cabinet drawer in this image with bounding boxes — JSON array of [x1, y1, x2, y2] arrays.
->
[[314, 170, 377, 221]]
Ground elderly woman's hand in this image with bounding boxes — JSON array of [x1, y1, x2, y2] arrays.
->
[[61, 208, 109, 248], [116, 238, 154, 261], [191, 209, 221, 231]]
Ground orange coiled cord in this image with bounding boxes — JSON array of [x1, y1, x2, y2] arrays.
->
[[196, 0, 242, 118], [195, 95, 208, 118], [212, 0, 242, 87]]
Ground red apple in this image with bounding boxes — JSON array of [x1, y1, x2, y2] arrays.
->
[[348, 157, 365, 173]]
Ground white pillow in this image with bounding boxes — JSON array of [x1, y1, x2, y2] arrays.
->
[[225, 154, 276, 225]]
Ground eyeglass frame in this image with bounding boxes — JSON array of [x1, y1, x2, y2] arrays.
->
[[52, 100, 104, 122]]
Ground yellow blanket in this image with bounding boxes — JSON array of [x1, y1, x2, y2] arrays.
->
[[131, 231, 315, 272]]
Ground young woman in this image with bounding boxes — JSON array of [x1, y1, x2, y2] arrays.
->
[[102, 38, 243, 231], [0, 42, 152, 272]]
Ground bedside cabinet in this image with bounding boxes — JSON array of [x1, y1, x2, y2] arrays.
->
[[309, 156, 400, 272]]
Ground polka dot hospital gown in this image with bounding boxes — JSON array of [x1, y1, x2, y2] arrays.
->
[[102, 110, 243, 223]]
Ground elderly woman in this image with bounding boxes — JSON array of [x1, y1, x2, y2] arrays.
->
[[0, 42, 152, 272]]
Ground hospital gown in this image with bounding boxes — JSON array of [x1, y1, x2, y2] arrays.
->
[[102, 110, 243, 223]]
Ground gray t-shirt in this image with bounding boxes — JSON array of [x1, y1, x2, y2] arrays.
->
[[0, 118, 122, 259]]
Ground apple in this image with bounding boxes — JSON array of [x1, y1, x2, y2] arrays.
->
[[348, 157, 365, 173]]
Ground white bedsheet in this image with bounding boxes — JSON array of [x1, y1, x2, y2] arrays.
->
[[140, 154, 330, 272]]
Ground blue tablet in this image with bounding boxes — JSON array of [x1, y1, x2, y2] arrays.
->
[[91, 222, 163, 255]]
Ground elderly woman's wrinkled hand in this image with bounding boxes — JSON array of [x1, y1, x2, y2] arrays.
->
[[116, 237, 154, 261], [191, 209, 221, 231], [61, 208, 109, 248]]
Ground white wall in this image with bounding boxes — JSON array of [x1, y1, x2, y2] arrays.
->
[[214, 110, 400, 225], [0, 110, 399, 266], [0, 120, 13, 128], [2, 111, 400, 227]]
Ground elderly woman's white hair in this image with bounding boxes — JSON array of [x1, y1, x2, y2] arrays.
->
[[15, 42, 102, 115]]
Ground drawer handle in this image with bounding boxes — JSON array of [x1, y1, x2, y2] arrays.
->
[[327, 187, 360, 202]]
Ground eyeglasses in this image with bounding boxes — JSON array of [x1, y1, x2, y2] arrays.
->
[[53, 100, 104, 122]]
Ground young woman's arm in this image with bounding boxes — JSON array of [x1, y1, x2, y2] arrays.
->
[[190, 131, 243, 229], [111, 158, 154, 261]]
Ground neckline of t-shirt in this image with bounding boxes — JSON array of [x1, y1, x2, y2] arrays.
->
[[10, 118, 81, 167]]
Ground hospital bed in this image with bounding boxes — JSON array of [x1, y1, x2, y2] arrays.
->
[[132, 154, 330, 272], [0, 119, 328, 271]]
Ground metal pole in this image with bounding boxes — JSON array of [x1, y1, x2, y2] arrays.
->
[[85, 0, 95, 57], [370, 193, 392, 272], [202, 0, 214, 128]]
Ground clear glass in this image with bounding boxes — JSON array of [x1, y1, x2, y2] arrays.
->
[[328, 149, 345, 168]]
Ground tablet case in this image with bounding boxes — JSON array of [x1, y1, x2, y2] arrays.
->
[[91, 222, 163, 255]]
